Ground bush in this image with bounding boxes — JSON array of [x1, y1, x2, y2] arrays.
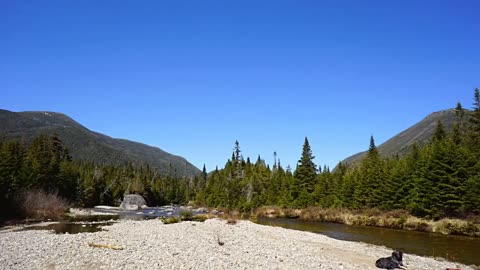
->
[[19, 189, 70, 221], [180, 211, 193, 221], [434, 219, 480, 236], [191, 215, 208, 222], [160, 216, 180, 224]]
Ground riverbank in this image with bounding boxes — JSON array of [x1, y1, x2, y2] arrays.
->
[[0, 218, 475, 270], [254, 206, 480, 237]]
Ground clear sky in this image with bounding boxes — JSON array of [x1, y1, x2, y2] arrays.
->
[[1, 1, 479, 172]]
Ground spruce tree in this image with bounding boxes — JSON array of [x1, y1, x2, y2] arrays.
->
[[465, 175, 480, 214], [293, 137, 316, 206], [453, 102, 466, 145], [354, 136, 384, 208], [200, 164, 207, 189], [468, 88, 480, 155], [433, 120, 446, 142]]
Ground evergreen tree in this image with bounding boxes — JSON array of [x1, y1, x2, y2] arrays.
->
[[468, 88, 480, 155], [202, 164, 208, 182], [465, 174, 480, 214], [433, 120, 446, 142], [233, 140, 243, 179], [0, 141, 26, 217], [406, 144, 438, 218], [293, 137, 317, 205], [452, 102, 466, 145], [338, 169, 358, 208], [354, 136, 384, 208]]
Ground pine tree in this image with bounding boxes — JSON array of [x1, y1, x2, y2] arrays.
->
[[406, 144, 438, 218], [465, 174, 480, 214], [354, 136, 384, 208], [468, 88, 480, 155], [0, 140, 26, 217], [200, 164, 207, 189], [433, 120, 446, 142], [339, 169, 358, 208], [233, 140, 243, 179], [293, 137, 316, 206], [452, 102, 466, 145]]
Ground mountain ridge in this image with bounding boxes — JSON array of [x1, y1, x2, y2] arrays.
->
[[0, 109, 200, 178], [340, 109, 461, 167]]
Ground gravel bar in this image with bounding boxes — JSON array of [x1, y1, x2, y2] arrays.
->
[[0, 218, 474, 270]]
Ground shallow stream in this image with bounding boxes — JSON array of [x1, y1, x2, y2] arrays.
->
[[256, 217, 480, 266]]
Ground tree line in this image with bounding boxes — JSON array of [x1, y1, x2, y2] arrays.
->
[[197, 88, 480, 219], [1, 89, 479, 221], [0, 134, 200, 219]]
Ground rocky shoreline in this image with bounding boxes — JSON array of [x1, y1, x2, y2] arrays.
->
[[0, 218, 475, 270]]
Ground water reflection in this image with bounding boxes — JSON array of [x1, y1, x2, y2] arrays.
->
[[23, 222, 114, 234], [256, 217, 480, 266]]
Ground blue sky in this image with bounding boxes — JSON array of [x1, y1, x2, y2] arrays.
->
[[1, 1, 479, 171]]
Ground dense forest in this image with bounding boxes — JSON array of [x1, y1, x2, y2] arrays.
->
[[0, 134, 199, 219], [199, 89, 480, 220], [1, 89, 480, 221]]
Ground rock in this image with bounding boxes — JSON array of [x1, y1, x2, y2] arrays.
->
[[94, 205, 120, 210], [119, 194, 147, 210], [124, 204, 139, 211], [197, 207, 208, 213]]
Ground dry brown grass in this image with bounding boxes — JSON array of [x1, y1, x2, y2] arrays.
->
[[226, 217, 237, 225], [19, 190, 70, 221], [216, 209, 240, 225], [466, 214, 480, 224], [226, 211, 240, 225], [433, 218, 480, 236], [253, 206, 480, 237]]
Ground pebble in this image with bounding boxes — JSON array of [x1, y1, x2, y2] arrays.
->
[[0, 218, 474, 270]]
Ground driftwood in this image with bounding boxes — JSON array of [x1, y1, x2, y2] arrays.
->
[[88, 242, 123, 250]]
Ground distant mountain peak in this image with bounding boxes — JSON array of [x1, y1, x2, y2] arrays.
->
[[340, 108, 461, 167], [0, 109, 200, 178]]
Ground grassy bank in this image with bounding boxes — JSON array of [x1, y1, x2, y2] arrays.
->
[[254, 206, 480, 237]]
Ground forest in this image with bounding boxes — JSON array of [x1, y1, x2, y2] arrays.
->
[[1, 89, 479, 221]]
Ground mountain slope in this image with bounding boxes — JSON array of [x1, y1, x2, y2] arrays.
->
[[341, 109, 460, 167], [0, 109, 200, 178]]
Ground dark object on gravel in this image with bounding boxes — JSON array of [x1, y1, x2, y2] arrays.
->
[[375, 251, 407, 270]]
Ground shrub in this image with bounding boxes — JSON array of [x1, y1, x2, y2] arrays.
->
[[160, 216, 180, 224], [386, 209, 410, 219], [466, 214, 480, 224], [180, 211, 193, 221], [434, 219, 480, 236], [191, 215, 208, 222], [19, 189, 70, 221]]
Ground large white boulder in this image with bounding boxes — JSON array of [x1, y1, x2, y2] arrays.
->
[[119, 194, 147, 210]]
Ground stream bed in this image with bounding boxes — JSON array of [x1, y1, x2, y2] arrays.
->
[[256, 217, 480, 266]]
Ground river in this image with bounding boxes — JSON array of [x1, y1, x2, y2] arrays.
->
[[256, 217, 480, 266]]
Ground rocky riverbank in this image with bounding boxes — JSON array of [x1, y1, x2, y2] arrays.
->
[[0, 218, 475, 270]]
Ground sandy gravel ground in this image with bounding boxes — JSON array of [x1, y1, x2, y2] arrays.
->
[[0, 218, 474, 270]]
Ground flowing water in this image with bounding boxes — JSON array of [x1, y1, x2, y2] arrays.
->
[[256, 217, 480, 266], [21, 205, 201, 234], [22, 222, 114, 234]]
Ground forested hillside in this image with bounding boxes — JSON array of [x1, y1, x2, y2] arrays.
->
[[1, 89, 479, 221], [0, 110, 200, 178], [0, 133, 204, 219]]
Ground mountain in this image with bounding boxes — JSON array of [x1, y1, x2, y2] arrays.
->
[[0, 109, 201, 178], [340, 109, 460, 167]]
